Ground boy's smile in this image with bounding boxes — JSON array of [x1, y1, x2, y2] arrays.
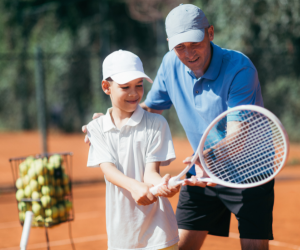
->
[[103, 77, 144, 118]]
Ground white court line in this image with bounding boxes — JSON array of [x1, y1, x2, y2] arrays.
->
[[0, 232, 299, 250], [0, 211, 100, 230], [0, 234, 107, 250], [230, 232, 300, 250]]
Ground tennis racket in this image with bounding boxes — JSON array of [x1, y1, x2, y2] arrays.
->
[[150, 105, 289, 195]]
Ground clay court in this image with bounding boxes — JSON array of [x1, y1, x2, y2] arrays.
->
[[0, 132, 300, 250]]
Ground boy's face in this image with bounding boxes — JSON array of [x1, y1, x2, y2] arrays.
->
[[103, 78, 144, 114]]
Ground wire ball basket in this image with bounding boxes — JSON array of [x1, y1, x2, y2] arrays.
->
[[9, 152, 75, 250]]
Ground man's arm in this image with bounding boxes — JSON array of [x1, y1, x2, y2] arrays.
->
[[144, 162, 180, 198], [100, 162, 157, 206]]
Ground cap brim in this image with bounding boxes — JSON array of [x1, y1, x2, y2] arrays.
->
[[168, 29, 205, 51], [110, 71, 153, 84]]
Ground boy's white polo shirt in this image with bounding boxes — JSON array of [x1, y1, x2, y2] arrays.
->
[[86, 105, 179, 250]]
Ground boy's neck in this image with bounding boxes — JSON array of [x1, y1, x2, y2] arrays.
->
[[110, 107, 134, 129]]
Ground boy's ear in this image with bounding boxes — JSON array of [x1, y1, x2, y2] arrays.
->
[[102, 80, 111, 95]]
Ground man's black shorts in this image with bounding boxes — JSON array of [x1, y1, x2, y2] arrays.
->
[[176, 173, 274, 240]]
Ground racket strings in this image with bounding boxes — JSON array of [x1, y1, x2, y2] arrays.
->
[[205, 127, 283, 172], [207, 132, 281, 183], [203, 111, 285, 184]]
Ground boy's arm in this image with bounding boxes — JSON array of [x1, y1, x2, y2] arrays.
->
[[100, 162, 157, 206], [144, 162, 180, 198]]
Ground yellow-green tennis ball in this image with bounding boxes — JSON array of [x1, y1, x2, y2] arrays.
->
[[16, 189, 25, 201], [31, 191, 40, 201], [64, 185, 70, 195], [55, 186, 63, 198], [62, 174, 69, 185], [47, 163, 55, 176], [32, 203, 42, 216], [22, 175, 30, 186], [55, 178, 61, 186], [49, 185, 55, 196], [29, 179, 38, 191], [41, 186, 50, 196], [38, 175, 45, 186], [18, 201, 27, 211], [58, 204, 65, 218], [24, 185, 32, 198], [16, 178, 24, 189], [27, 168, 37, 180], [19, 212, 25, 222], [41, 195, 51, 208], [65, 200, 73, 213], [51, 197, 57, 206], [19, 162, 28, 176]]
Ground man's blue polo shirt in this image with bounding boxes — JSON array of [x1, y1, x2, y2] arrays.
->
[[144, 42, 263, 174]]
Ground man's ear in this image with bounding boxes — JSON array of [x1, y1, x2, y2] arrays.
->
[[102, 80, 111, 95], [208, 25, 214, 41]]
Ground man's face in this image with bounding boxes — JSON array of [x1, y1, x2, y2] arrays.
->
[[173, 26, 214, 76], [103, 78, 144, 114]]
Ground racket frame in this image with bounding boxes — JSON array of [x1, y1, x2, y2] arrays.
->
[[198, 105, 289, 188]]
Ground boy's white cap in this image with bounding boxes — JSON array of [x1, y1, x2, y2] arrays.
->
[[103, 50, 153, 84]]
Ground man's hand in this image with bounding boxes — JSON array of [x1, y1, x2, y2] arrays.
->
[[156, 174, 180, 198], [182, 155, 217, 188], [82, 113, 104, 144], [130, 182, 157, 206]]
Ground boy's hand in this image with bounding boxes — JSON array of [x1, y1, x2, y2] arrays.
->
[[82, 113, 104, 144], [130, 182, 157, 206], [157, 174, 180, 198], [182, 155, 217, 188]]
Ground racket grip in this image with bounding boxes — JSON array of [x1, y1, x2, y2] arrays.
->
[[20, 211, 34, 250], [150, 183, 164, 196], [176, 177, 213, 185]]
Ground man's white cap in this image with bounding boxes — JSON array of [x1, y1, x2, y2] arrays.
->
[[102, 50, 153, 84]]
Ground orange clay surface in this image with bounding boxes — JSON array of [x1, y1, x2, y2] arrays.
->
[[0, 131, 300, 250]]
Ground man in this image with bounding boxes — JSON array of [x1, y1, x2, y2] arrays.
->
[[83, 4, 273, 250]]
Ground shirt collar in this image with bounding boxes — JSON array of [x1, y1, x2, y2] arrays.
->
[[102, 105, 145, 132], [185, 42, 223, 81]]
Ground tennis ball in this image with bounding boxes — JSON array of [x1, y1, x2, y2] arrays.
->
[[16, 189, 25, 201], [49, 185, 55, 196], [34, 159, 46, 176], [25, 156, 35, 165], [65, 200, 73, 213], [24, 185, 32, 198], [41, 186, 50, 196], [31, 191, 40, 201], [62, 174, 69, 185], [51, 197, 57, 206], [32, 203, 42, 216], [41, 195, 51, 208], [64, 185, 70, 195], [58, 204, 65, 218], [47, 163, 55, 176], [55, 178, 61, 186], [18, 201, 27, 211], [29, 179, 38, 192], [27, 168, 37, 180], [16, 178, 24, 189], [22, 175, 30, 186], [49, 154, 62, 168], [19, 212, 25, 222], [55, 186, 63, 198], [19, 162, 28, 176]]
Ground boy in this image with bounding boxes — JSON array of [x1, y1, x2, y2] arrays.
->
[[86, 50, 180, 250]]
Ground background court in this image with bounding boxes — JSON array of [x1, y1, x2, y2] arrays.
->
[[0, 132, 299, 250]]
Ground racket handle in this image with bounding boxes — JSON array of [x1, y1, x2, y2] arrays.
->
[[20, 211, 34, 250], [172, 177, 214, 185], [150, 183, 164, 196]]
